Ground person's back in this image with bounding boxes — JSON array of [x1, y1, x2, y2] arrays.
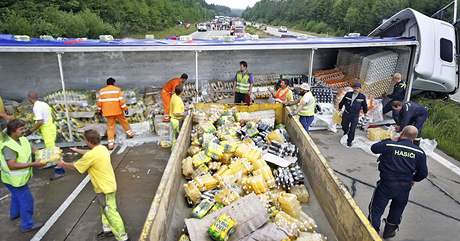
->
[[75, 144, 116, 194], [98, 85, 124, 117], [398, 101, 428, 130], [163, 78, 182, 94], [372, 139, 427, 182]]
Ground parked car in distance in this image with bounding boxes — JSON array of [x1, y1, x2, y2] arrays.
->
[[278, 26, 288, 32], [197, 23, 207, 32]]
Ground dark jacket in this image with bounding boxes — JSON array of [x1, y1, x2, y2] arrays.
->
[[398, 101, 428, 129], [339, 91, 368, 117], [388, 81, 406, 101], [371, 139, 428, 182]]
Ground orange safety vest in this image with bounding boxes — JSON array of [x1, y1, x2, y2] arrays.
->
[[97, 85, 127, 117], [275, 87, 290, 102]]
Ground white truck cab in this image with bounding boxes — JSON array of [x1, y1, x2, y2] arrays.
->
[[369, 8, 459, 95]]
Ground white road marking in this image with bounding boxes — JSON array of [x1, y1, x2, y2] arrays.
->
[[30, 175, 90, 241], [30, 148, 115, 241], [428, 151, 460, 177], [0, 194, 9, 201]]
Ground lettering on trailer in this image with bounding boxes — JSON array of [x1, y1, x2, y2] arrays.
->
[[395, 149, 416, 159]]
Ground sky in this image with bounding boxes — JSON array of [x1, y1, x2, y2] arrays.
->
[[205, 0, 260, 9]]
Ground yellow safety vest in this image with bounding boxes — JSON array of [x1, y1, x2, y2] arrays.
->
[[298, 91, 316, 117], [0, 136, 33, 187], [236, 71, 250, 94]]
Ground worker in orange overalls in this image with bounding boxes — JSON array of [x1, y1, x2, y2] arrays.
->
[[161, 73, 188, 122], [97, 78, 134, 150]]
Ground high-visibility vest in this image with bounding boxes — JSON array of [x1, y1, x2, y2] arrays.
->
[[298, 91, 316, 116], [97, 85, 127, 117], [236, 71, 250, 94], [275, 88, 292, 102], [0, 136, 32, 187]]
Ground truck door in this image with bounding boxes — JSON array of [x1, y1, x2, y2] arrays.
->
[[453, 21, 460, 93]]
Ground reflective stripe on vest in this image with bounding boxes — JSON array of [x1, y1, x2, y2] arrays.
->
[[236, 72, 250, 94], [298, 92, 316, 116], [0, 136, 32, 187]]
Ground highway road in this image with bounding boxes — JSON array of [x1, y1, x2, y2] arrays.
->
[[264, 26, 315, 38], [190, 30, 230, 39]]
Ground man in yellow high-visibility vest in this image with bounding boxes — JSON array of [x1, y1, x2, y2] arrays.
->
[[233, 61, 254, 105], [287, 83, 317, 132], [27, 91, 64, 180], [1, 119, 45, 232]]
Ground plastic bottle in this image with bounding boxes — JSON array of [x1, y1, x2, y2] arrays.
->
[[184, 182, 201, 205], [182, 156, 194, 179], [249, 175, 268, 194], [278, 192, 301, 218], [194, 174, 219, 191], [290, 185, 310, 204]]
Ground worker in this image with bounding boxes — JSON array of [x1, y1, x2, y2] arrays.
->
[[27, 91, 65, 180], [161, 73, 188, 122], [97, 77, 134, 150], [233, 61, 254, 105], [1, 119, 45, 232], [382, 73, 406, 121], [368, 125, 427, 239], [287, 83, 316, 132], [0, 95, 14, 134], [58, 129, 130, 241], [169, 85, 186, 146], [391, 101, 428, 142], [271, 79, 294, 104], [338, 82, 368, 147]]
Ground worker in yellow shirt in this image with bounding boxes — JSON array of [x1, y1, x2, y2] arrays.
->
[[169, 85, 185, 145], [58, 130, 129, 241]]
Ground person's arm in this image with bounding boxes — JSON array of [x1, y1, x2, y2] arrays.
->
[[248, 73, 254, 95], [291, 95, 308, 115], [119, 90, 128, 111], [29, 120, 44, 133], [4, 148, 44, 170], [398, 107, 411, 130], [370, 140, 389, 154], [0, 112, 13, 121], [338, 93, 347, 111], [57, 160, 77, 170], [413, 153, 428, 182], [70, 147, 89, 155], [362, 94, 368, 114]]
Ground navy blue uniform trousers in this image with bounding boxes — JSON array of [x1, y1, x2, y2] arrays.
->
[[368, 180, 412, 231], [341, 112, 359, 145]]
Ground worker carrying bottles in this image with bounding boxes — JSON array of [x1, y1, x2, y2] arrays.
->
[[97, 78, 134, 150], [161, 73, 188, 122], [26, 91, 65, 180]]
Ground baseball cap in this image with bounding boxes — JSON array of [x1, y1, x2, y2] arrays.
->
[[299, 83, 311, 91], [352, 82, 362, 88]]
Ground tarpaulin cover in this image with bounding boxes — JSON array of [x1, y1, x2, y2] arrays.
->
[[0, 34, 416, 47]]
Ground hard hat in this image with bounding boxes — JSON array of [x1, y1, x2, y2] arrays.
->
[[299, 83, 311, 91]]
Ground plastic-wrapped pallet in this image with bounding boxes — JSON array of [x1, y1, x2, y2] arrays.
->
[[360, 51, 399, 85]]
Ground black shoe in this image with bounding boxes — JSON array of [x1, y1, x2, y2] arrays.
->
[[382, 219, 399, 239], [346, 142, 352, 148], [21, 222, 43, 233], [10, 216, 19, 221], [96, 231, 114, 240]]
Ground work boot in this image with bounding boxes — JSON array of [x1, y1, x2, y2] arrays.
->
[[21, 222, 43, 233], [382, 219, 399, 239], [96, 231, 114, 240]]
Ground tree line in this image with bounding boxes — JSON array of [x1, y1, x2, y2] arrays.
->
[[243, 0, 453, 36], [0, 0, 231, 38]]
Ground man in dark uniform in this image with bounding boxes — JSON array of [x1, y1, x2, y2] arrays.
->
[[391, 101, 428, 139], [368, 125, 427, 238], [338, 82, 368, 147], [382, 73, 406, 121]]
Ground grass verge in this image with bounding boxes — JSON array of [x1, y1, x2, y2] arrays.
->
[[245, 26, 272, 38], [415, 97, 460, 161], [125, 25, 197, 39]]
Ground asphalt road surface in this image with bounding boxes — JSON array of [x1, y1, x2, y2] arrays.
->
[[191, 30, 230, 39], [264, 26, 314, 38], [311, 131, 460, 241]]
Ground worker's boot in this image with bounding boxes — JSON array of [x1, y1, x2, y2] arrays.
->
[[382, 219, 399, 239], [126, 130, 135, 139]]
